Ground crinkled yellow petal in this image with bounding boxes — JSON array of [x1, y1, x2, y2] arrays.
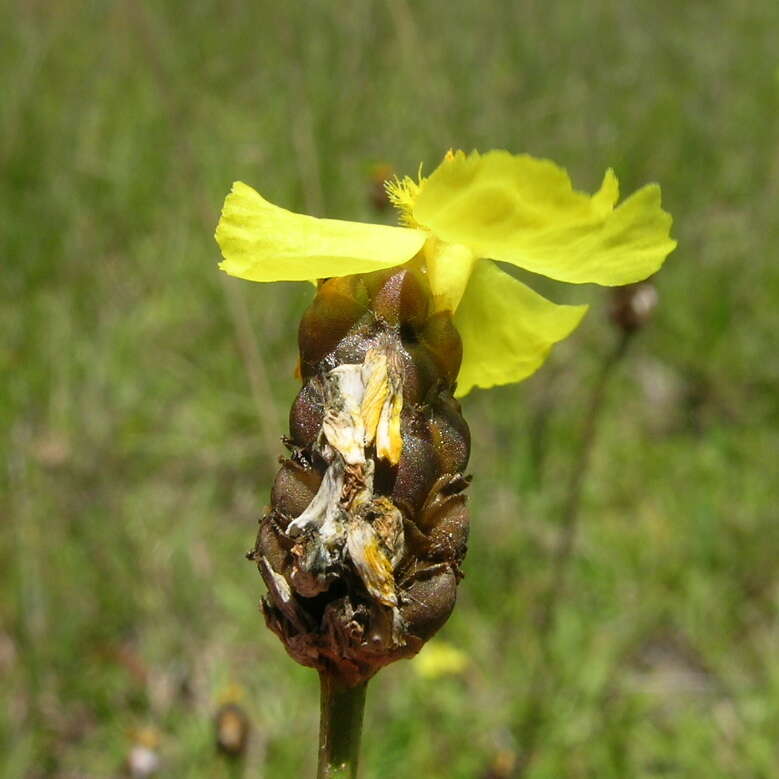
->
[[215, 181, 426, 282], [413, 150, 676, 286], [454, 260, 588, 396]]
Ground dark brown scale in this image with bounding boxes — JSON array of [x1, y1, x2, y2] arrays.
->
[[298, 276, 370, 377], [257, 513, 293, 576], [367, 267, 430, 329], [424, 494, 470, 564], [390, 423, 440, 514], [427, 395, 471, 474], [270, 459, 322, 518], [418, 310, 463, 386], [288, 382, 324, 449], [396, 341, 440, 406], [398, 565, 458, 643], [330, 330, 383, 370], [253, 266, 472, 686]]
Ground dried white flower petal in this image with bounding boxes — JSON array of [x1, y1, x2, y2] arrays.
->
[[322, 364, 366, 465], [287, 459, 344, 536], [284, 343, 406, 634], [346, 519, 397, 608]]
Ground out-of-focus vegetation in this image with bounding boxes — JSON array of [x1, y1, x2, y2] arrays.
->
[[2, 1, 778, 776]]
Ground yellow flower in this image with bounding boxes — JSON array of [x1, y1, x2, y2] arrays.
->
[[215, 150, 676, 396], [412, 639, 469, 679]]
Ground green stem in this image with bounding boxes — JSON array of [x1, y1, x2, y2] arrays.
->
[[317, 672, 368, 779]]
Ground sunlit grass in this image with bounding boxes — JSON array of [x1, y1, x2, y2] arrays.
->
[[2, 1, 778, 776]]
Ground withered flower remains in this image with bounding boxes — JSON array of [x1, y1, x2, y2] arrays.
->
[[251, 267, 470, 685]]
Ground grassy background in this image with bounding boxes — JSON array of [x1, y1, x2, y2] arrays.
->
[[3, 1, 779, 776]]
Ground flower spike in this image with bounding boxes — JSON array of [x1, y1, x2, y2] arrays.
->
[[215, 149, 676, 773]]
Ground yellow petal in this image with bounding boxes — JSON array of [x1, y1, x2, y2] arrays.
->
[[413, 150, 676, 286], [454, 260, 588, 396], [215, 181, 426, 282], [423, 238, 478, 312]]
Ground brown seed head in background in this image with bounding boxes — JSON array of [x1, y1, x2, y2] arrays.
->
[[215, 702, 250, 758], [367, 163, 396, 211], [610, 281, 659, 333]]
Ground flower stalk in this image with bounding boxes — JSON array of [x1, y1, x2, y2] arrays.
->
[[317, 673, 368, 779]]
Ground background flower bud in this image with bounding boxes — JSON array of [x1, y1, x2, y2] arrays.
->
[[609, 281, 659, 332]]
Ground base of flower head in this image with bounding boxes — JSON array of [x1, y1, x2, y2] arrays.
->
[[255, 505, 462, 686]]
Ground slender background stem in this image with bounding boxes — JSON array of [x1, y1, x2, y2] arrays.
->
[[540, 329, 633, 635], [317, 673, 368, 779], [512, 329, 634, 777]]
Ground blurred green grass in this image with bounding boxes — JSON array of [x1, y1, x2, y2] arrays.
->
[[2, 1, 779, 776]]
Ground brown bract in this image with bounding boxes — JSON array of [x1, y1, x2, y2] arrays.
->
[[249, 267, 471, 687]]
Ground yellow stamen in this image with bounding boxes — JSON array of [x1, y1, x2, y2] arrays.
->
[[385, 162, 426, 227]]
